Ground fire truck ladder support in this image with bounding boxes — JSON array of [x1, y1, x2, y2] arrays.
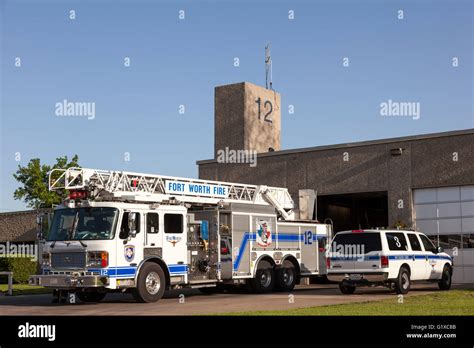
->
[[49, 168, 295, 219]]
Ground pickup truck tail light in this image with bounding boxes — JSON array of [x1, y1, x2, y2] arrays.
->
[[381, 255, 389, 268]]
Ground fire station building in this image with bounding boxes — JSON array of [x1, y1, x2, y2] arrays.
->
[[197, 82, 474, 283]]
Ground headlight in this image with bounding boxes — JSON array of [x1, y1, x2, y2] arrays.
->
[[87, 251, 108, 268]]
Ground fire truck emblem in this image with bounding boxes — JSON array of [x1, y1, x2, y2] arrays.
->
[[124, 245, 135, 262], [256, 219, 272, 247], [166, 235, 182, 247]]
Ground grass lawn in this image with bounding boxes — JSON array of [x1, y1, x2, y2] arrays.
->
[[0, 284, 52, 296], [223, 290, 474, 316]]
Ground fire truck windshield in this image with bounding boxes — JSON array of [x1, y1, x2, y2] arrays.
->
[[47, 207, 119, 241]]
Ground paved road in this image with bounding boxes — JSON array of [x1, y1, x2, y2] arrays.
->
[[0, 283, 456, 315]]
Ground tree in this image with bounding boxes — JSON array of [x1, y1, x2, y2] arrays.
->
[[13, 155, 80, 209]]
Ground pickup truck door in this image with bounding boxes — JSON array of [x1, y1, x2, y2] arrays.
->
[[406, 233, 427, 280], [419, 234, 442, 280]]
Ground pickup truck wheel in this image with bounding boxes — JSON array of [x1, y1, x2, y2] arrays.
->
[[276, 260, 297, 292], [394, 267, 410, 294], [250, 260, 275, 293], [438, 265, 452, 290], [77, 291, 106, 303], [135, 262, 166, 303], [339, 283, 356, 294]]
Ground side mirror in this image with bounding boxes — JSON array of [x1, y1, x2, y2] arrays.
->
[[128, 212, 137, 238], [435, 246, 443, 254]]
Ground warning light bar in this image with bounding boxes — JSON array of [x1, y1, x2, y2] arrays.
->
[[68, 190, 87, 200]]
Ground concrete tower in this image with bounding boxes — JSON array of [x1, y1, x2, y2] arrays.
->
[[214, 82, 281, 158]]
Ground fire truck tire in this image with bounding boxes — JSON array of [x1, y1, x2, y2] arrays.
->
[[134, 262, 166, 303], [276, 260, 296, 292], [250, 260, 275, 293], [76, 291, 106, 303]]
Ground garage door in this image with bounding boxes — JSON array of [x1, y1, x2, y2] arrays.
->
[[413, 186, 474, 283]]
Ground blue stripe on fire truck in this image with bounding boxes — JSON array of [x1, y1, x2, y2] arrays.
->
[[88, 264, 188, 278], [232, 232, 326, 271]]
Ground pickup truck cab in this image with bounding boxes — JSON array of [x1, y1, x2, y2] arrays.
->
[[326, 229, 453, 294]]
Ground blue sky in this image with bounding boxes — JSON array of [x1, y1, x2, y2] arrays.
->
[[1, 0, 472, 211]]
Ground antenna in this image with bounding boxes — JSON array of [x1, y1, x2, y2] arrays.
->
[[265, 43, 273, 90]]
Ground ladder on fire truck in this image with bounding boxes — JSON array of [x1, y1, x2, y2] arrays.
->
[[49, 168, 295, 220]]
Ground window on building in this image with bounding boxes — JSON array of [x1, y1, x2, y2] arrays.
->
[[429, 235, 461, 249], [419, 234, 435, 252], [147, 213, 159, 234], [386, 233, 408, 251], [462, 234, 474, 249], [164, 214, 183, 234], [407, 233, 422, 251]]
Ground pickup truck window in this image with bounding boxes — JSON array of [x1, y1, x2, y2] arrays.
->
[[331, 233, 382, 254], [419, 234, 435, 252], [386, 232, 408, 251], [407, 233, 422, 251]]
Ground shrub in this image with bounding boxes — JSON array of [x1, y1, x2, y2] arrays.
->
[[0, 256, 37, 284]]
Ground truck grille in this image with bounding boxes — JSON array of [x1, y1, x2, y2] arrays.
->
[[51, 252, 86, 270]]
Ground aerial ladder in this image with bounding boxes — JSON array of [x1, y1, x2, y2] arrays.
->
[[49, 167, 295, 220]]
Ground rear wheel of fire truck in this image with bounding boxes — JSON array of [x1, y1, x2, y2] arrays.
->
[[77, 291, 107, 303], [276, 260, 297, 292], [339, 282, 356, 294], [134, 262, 166, 303], [250, 260, 275, 293]]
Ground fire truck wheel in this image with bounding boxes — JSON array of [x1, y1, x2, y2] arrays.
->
[[76, 291, 106, 303], [276, 260, 296, 292], [135, 262, 166, 303], [250, 260, 275, 293]]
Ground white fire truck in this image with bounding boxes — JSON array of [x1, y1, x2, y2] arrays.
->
[[29, 168, 331, 303]]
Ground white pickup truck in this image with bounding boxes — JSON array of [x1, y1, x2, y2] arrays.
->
[[326, 229, 453, 294]]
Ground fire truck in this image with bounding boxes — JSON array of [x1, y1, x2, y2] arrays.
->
[[29, 168, 332, 303]]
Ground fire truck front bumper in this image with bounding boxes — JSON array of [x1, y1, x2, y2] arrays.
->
[[29, 274, 109, 288]]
